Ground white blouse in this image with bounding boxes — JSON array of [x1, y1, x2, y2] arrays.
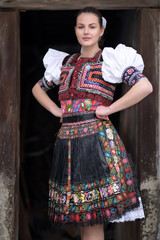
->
[[43, 48, 68, 85], [102, 44, 144, 84], [43, 44, 144, 85]]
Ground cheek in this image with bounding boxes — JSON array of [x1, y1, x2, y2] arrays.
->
[[92, 30, 101, 38], [75, 30, 82, 39], [75, 31, 83, 44], [93, 32, 101, 40]]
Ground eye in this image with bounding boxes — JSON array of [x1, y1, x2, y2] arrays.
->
[[78, 26, 84, 29]]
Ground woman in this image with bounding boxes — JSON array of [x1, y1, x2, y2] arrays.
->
[[32, 7, 153, 240]]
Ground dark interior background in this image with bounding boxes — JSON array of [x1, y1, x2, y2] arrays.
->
[[20, 9, 137, 240]]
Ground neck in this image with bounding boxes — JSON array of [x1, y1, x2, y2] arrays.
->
[[80, 46, 101, 58]]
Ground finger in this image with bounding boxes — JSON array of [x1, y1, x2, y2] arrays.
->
[[97, 115, 109, 120]]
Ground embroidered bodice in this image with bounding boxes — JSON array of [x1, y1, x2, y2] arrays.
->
[[38, 44, 145, 106], [58, 51, 116, 106]]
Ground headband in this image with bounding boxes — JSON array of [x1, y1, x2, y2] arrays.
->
[[102, 17, 107, 29]]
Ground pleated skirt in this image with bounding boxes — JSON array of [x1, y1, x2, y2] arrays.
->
[[48, 111, 144, 226]]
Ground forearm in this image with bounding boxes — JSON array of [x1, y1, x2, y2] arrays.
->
[[32, 83, 62, 117], [108, 77, 153, 115], [96, 77, 153, 119]]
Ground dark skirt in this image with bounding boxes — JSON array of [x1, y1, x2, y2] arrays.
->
[[48, 112, 141, 226]]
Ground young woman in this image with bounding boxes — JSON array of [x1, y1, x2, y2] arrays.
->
[[32, 7, 153, 240]]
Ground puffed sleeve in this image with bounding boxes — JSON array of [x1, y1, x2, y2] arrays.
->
[[102, 44, 145, 86], [38, 49, 69, 91]]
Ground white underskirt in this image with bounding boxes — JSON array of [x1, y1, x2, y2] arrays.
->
[[110, 197, 145, 223]]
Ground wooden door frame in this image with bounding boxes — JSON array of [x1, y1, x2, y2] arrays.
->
[[0, 0, 159, 10], [0, 5, 159, 240], [139, 8, 159, 240], [114, 8, 159, 240], [0, 10, 20, 240]]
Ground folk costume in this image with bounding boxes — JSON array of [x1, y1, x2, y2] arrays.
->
[[38, 44, 145, 226]]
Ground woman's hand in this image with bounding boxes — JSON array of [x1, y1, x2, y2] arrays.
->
[[95, 105, 110, 120], [32, 82, 63, 121], [55, 107, 63, 122], [54, 107, 62, 118]]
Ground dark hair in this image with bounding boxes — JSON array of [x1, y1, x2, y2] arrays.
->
[[76, 7, 103, 28], [76, 7, 105, 48]]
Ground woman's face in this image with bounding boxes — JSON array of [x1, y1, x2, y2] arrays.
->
[[75, 13, 104, 49]]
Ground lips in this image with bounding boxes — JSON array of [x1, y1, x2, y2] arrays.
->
[[82, 37, 91, 40]]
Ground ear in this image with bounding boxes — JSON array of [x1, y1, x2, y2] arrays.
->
[[100, 26, 105, 37]]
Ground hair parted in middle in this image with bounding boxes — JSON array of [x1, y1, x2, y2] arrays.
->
[[76, 7, 106, 48]]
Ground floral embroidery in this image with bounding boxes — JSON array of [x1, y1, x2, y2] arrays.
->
[[106, 128, 114, 140], [38, 77, 56, 92], [48, 116, 139, 225], [122, 66, 145, 86], [61, 98, 102, 114], [58, 118, 99, 139]]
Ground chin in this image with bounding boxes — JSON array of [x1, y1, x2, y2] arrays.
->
[[81, 42, 94, 48]]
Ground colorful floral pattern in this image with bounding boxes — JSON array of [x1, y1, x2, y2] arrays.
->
[[61, 98, 102, 114], [122, 66, 145, 86], [48, 117, 139, 225], [58, 118, 99, 139], [38, 77, 56, 92]]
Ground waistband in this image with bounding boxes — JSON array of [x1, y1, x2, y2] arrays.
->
[[62, 111, 97, 123]]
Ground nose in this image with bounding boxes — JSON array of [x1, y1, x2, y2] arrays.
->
[[84, 27, 89, 34]]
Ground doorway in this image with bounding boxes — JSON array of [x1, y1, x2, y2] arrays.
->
[[19, 9, 140, 240]]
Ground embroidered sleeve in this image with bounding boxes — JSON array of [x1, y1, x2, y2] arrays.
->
[[40, 48, 69, 91], [102, 44, 145, 85], [122, 66, 145, 86], [38, 77, 57, 92]]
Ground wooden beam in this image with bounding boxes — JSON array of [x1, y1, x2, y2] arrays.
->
[[0, 0, 159, 10], [0, 11, 20, 240]]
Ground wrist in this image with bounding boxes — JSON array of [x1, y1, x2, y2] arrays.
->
[[106, 105, 113, 115], [50, 105, 62, 117]]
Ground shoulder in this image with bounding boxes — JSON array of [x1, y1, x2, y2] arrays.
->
[[102, 43, 140, 62], [43, 48, 69, 67]]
